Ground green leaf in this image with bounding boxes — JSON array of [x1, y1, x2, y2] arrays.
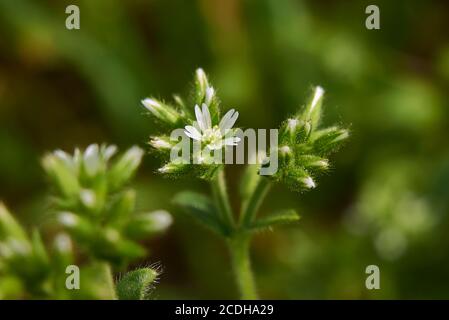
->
[[116, 268, 159, 300], [249, 209, 300, 231], [172, 191, 227, 236]]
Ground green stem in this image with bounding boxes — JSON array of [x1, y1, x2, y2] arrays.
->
[[240, 177, 271, 227], [228, 234, 258, 299], [211, 168, 235, 231]]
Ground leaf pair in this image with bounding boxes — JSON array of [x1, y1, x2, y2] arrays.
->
[[173, 191, 300, 235]]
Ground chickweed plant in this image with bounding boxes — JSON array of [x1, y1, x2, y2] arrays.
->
[[142, 69, 349, 299], [0, 145, 172, 299], [0, 69, 347, 299]]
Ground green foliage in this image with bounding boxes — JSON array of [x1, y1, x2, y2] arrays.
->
[[0, 204, 51, 298], [0, 145, 171, 299], [42, 144, 170, 268], [172, 191, 227, 237], [271, 86, 349, 192], [0, 0, 447, 300], [145, 69, 347, 299], [143, 69, 233, 181]]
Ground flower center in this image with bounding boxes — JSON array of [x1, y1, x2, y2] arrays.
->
[[202, 126, 223, 147]]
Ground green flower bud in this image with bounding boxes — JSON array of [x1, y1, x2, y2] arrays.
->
[[58, 212, 94, 241], [42, 153, 80, 199], [311, 127, 349, 156], [158, 162, 187, 174], [83, 144, 102, 177], [79, 189, 97, 210], [297, 155, 329, 173], [107, 189, 136, 226], [149, 136, 172, 150], [108, 146, 143, 190], [141, 98, 181, 126], [124, 210, 173, 239], [301, 86, 324, 128]]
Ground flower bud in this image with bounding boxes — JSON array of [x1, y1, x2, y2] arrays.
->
[[42, 153, 80, 199], [302, 86, 324, 128], [124, 210, 173, 239], [195, 68, 209, 94], [205, 86, 215, 106], [80, 189, 97, 209], [83, 144, 101, 177], [149, 136, 172, 150], [158, 162, 186, 174], [53, 233, 73, 255], [302, 176, 316, 189], [312, 127, 349, 155], [297, 155, 329, 172], [58, 212, 94, 240], [141, 98, 181, 125], [108, 146, 144, 190]]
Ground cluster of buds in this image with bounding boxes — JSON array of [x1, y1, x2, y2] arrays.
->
[[42, 144, 172, 267], [0, 203, 69, 298], [269, 86, 349, 192], [142, 68, 238, 180]]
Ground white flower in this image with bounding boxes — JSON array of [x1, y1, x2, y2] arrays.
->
[[184, 103, 241, 150]]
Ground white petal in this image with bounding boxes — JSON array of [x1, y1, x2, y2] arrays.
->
[[202, 103, 212, 129], [193, 121, 202, 132], [194, 104, 205, 131], [184, 126, 202, 140], [219, 109, 235, 132], [226, 111, 239, 130]]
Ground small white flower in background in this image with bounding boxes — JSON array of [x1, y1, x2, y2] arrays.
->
[[184, 103, 241, 150]]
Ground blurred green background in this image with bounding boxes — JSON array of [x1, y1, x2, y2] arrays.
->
[[1, 0, 449, 299]]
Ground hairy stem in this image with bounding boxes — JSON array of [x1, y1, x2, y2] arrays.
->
[[211, 168, 235, 231], [228, 234, 258, 299], [240, 177, 271, 227]]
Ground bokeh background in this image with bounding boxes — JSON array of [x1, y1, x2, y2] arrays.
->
[[1, 0, 449, 299]]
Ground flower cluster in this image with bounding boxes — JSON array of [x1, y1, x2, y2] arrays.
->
[[269, 86, 349, 192], [142, 68, 241, 180], [42, 144, 172, 268]]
